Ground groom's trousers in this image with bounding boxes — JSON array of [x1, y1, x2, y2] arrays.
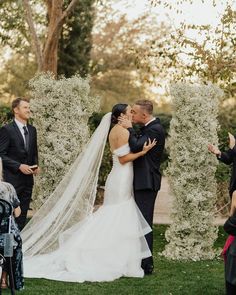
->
[[15, 181, 33, 231], [134, 189, 157, 269]]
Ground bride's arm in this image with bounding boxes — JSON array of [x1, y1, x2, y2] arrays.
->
[[119, 149, 147, 165], [111, 127, 156, 164], [118, 134, 156, 164]]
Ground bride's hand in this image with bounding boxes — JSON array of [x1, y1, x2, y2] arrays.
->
[[118, 114, 132, 129], [142, 138, 157, 154]]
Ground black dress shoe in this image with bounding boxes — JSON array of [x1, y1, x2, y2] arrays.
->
[[144, 265, 154, 275]]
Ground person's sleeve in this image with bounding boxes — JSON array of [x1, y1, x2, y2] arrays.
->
[[128, 128, 149, 153], [224, 214, 236, 236], [230, 144, 236, 155], [218, 149, 234, 165], [0, 127, 21, 172]]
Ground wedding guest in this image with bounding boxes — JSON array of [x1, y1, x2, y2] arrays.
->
[[223, 211, 236, 294], [0, 158, 24, 290], [0, 98, 39, 230], [208, 132, 236, 202], [208, 133, 236, 294]]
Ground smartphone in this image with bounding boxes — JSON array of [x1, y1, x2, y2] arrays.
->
[[29, 165, 38, 171]]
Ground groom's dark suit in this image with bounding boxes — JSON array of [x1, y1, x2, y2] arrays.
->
[[128, 118, 165, 272], [0, 120, 38, 230]]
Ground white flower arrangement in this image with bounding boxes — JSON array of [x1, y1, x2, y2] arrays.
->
[[162, 82, 223, 260], [29, 73, 100, 208]]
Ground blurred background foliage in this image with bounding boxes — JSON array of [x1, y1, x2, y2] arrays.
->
[[0, 0, 235, 213]]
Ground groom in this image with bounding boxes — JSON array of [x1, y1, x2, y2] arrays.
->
[[119, 99, 165, 274], [0, 97, 39, 230]]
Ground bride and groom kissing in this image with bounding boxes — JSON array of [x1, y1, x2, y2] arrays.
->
[[24, 99, 165, 283]]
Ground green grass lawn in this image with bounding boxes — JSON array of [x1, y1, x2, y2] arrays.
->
[[8, 225, 227, 295]]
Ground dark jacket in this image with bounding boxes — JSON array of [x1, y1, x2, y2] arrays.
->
[[224, 213, 236, 285], [128, 118, 165, 191], [0, 121, 38, 190], [218, 143, 236, 197]]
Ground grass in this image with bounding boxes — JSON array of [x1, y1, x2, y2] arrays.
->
[[4, 225, 227, 295]]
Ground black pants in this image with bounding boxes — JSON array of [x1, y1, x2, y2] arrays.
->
[[15, 185, 33, 231], [134, 189, 157, 269], [226, 280, 236, 295]]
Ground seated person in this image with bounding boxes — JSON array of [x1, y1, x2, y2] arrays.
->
[[0, 159, 23, 290]]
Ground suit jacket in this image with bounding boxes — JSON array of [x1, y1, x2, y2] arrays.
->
[[128, 118, 165, 191], [224, 214, 236, 285], [218, 143, 236, 197], [0, 121, 38, 190]]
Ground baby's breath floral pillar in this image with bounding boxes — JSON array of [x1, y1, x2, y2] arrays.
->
[[29, 74, 99, 208], [163, 83, 223, 260]]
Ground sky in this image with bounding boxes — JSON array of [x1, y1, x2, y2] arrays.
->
[[114, 0, 236, 36]]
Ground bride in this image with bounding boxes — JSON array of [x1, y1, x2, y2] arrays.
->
[[23, 103, 156, 282]]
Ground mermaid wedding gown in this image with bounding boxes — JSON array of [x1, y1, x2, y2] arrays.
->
[[24, 143, 151, 282]]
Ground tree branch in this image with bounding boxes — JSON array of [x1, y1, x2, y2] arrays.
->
[[22, 0, 43, 71]]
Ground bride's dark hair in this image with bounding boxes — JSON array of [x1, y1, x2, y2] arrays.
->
[[111, 104, 128, 124]]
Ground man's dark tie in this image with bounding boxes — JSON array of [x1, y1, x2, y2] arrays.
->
[[23, 126, 29, 151]]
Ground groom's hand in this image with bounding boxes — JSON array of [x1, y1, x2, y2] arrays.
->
[[118, 114, 132, 129]]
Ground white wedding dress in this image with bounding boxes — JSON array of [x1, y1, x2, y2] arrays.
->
[[24, 143, 151, 282]]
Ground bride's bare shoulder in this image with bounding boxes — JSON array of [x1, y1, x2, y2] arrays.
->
[[109, 125, 129, 151], [109, 125, 129, 137]]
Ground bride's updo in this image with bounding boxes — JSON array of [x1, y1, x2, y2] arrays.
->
[[111, 104, 128, 124]]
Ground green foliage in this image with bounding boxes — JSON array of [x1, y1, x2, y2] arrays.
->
[[58, 0, 95, 77], [0, 104, 12, 126], [0, 53, 37, 100], [0, 0, 46, 53], [157, 3, 235, 97]]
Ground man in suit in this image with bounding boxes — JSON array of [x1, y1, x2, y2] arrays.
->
[[119, 99, 165, 274], [0, 97, 39, 230]]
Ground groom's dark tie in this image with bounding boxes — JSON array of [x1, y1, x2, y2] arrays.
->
[[23, 126, 29, 151]]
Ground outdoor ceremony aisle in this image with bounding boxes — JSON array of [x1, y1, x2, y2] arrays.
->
[[154, 177, 227, 226], [21, 224, 226, 295]]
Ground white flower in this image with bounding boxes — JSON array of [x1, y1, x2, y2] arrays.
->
[[29, 74, 100, 208], [163, 82, 223, 260]]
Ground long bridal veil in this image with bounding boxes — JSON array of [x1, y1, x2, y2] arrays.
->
[[22, 112, 112, 257]]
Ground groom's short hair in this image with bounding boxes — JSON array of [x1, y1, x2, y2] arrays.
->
[[12, 97, 30, 113], [135, 100, 153, 115]]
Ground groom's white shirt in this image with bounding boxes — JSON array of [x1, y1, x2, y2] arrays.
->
[[14, 118, 27, 144], [145, 118, 156, 126]]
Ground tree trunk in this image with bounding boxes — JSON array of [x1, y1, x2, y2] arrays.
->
[[42, 0, 79, 75], [23, 0, 79, 75], [22, 0, 43, 71], [42, 0, 63, 74]]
